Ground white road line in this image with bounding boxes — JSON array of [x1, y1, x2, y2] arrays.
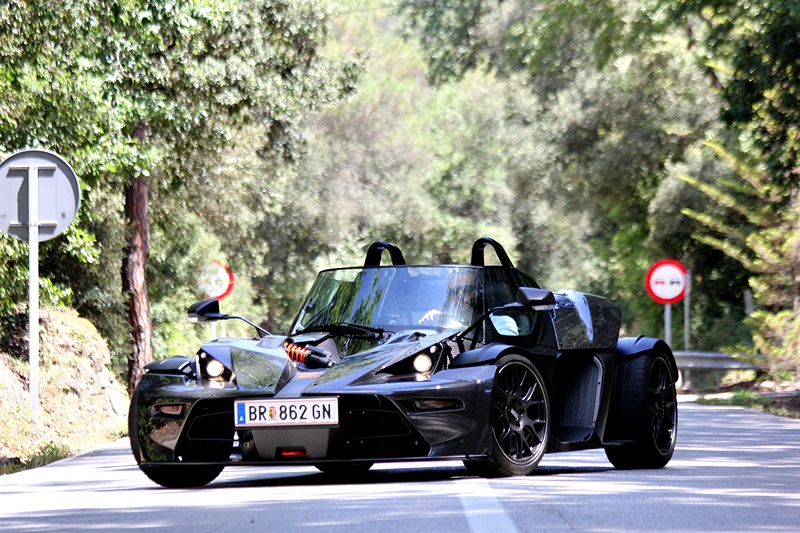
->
[[456, 477, 519, 533]]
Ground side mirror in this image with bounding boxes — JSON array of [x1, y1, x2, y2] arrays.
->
[[187, 298, 271, 338], [516, 287, 556, 311], [188, 298, 227, 322]]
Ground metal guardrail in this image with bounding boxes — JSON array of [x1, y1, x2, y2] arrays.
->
[[673, 351, 759, 370], [672, 351, 760, 391]]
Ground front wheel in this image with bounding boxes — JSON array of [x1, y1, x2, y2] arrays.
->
[[483, 354, 550, 476], [605, 351, 678, 469]]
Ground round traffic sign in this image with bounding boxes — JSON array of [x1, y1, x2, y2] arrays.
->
[[645, 259, 687, 305], [197, 261, 235, 300], [0, 149, 81, 242]]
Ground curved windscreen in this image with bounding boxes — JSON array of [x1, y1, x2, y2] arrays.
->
[[289, 266, 485, 335]]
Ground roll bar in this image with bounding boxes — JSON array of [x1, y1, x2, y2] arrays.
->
[[364, 241, 406, 267], [470, 237, 514, 269]]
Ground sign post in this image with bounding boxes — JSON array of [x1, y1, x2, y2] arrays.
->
[[645, 259, 688, 347], [0, 150, 81, 417]]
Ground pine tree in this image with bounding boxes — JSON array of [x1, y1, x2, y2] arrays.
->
[[681, 141, 800, 375]]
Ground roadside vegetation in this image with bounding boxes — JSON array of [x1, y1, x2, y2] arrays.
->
[[0, 309, 127, 475], [696, 389, 800, 420], [683, 367, 800, 418], [1, 0, 799, 468]]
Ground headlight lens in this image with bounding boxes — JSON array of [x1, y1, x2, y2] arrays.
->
[[412, 353, 433, 373], [205, 358, 226, 378]]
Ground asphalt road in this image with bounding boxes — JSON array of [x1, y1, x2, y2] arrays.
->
[[1, 401, 799, 532]]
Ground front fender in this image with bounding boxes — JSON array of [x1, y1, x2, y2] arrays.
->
[[129, 373, 192, 463], [448, 342, 556, 397], [449, 342, 508, 368]]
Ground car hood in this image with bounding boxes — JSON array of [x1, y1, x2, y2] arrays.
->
[[198, 330, 446, 395]]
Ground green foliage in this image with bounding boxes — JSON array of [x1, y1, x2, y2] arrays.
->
[[0, 231, 88, 318], [0, 1, 362, 380], [0, 441, 71, 475], [750, 310, 800, 375], [660, 0, 800, 188], [3, 0, 795, 380], [395, 0, 753, 351], [681, 141, 800, 371], [681, 142, 797, 309], [398, 0, 623, 88], [697, 389, 800, 419]]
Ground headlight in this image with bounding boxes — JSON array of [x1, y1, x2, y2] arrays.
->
[[198, 351, 233, 383], [205, 358, 226, 378], [372, 343, 445, 381], [412, 354, 433, 373]]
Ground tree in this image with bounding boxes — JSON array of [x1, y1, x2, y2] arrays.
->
[[0, 1, 359, 393], [657, 0, 800, 372], [399, 0, 622, 89], [659, 0, 800, 189], [397, 0, 741, 341], [681, 141, 800, 372]]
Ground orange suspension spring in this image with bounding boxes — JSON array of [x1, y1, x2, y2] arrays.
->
[[284, 342, 310, 364]]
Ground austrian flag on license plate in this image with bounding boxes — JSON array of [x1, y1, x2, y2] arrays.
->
[[235, 398, 339, 427]]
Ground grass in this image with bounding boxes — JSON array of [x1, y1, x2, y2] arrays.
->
[[0, 441, 71, 475]]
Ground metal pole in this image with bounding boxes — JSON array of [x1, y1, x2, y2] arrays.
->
[[664, 303, 672, 348], [684, 269, 691, 351], [28, 165, 40, 417]]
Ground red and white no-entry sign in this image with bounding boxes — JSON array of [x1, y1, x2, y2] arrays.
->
[[645, 259, 688, 305], [197, 260, 235, 301]]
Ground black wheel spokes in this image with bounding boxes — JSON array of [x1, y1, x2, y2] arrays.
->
[[647, 358, 677, 454], [492, 362, 547, 464]]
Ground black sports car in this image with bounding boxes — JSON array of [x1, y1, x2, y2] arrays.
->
[[129, 238, 678, 487]]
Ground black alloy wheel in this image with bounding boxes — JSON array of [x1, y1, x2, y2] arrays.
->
[[486, 354, 550, 476], [605, 351, 678, 469], [649, 356, 678, 455]]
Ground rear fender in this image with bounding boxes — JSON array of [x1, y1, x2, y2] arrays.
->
[[614, 336, 678, 382]]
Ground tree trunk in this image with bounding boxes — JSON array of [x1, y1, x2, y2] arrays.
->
[[124, 121, 153, 396]]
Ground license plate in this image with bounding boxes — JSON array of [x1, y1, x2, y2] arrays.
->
[[234, 398, 339, 427]]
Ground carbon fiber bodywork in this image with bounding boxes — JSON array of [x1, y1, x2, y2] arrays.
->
[[129, 238, 678, 484], [130, 335, 498, 466]]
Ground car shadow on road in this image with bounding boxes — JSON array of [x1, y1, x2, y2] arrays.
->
[[206, 463, 615, 490]]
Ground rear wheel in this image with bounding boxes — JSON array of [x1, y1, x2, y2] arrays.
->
[[470, 354, 550, 477], [139, 464, 225, 488], [605, 351, 677, 469]]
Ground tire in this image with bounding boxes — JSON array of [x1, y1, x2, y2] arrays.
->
[[129, 386, 228, 488], [483, 354, 550, 476], [605, 350, 678, 469], [138, 463, 225, 488], [314, 462, 373, 476]]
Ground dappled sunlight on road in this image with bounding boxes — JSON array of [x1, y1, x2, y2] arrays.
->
[[2, 403, 800, 532]]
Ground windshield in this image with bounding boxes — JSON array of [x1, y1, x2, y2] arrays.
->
[[289, 266, 484, 336]]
